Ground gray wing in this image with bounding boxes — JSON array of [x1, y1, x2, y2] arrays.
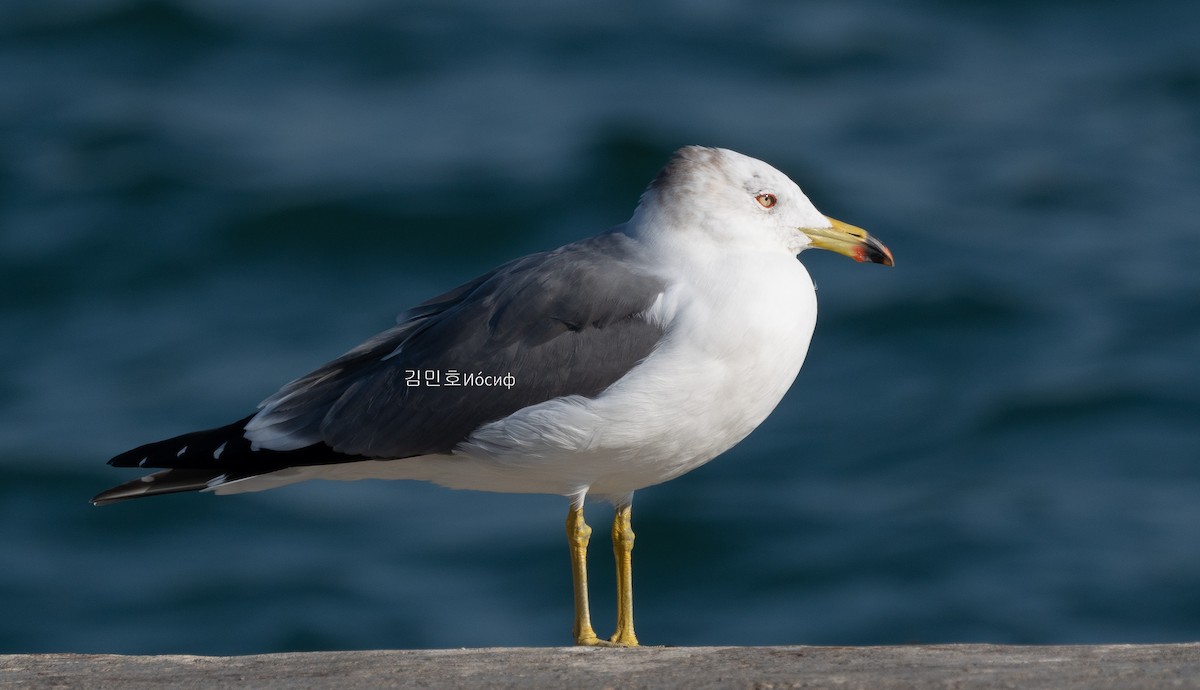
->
[[244, 228, 668, 459]]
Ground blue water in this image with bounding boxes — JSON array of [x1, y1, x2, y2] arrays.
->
[[3, 0, 1199, 654]]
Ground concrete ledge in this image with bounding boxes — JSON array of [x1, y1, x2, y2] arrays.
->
[[4, 644, 1200, 689]]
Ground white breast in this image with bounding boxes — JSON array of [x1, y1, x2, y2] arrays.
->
[[453, 249, 818, 500]]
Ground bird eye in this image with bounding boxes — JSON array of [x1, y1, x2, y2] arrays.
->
[[755, 193, 777, 209]]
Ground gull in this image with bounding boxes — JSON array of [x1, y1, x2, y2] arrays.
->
[[93, 146, 893, 646]]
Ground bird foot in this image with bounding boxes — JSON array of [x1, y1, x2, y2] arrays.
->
[[574, 633, 639, 648], [608, 631, 639, 647]]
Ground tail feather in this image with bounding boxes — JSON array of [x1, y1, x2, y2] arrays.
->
[[91, 468, 227, 505], [94, 414, 365, 505]]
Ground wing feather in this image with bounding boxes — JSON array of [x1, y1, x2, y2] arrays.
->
[[246, 228, 667, 459]]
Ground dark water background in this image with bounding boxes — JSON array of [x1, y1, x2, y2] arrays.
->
[[3, 0, 1199, 654]]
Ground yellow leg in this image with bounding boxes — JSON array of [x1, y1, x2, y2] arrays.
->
[[567, 503, 601, 646], [609, 503, 639, 646]]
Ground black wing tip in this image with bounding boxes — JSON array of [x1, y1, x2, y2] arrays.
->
[[97, 414, 362, 505], [106, 451, 141, 468], [105, 413, 259, 470], [106, 440, 147, 468]]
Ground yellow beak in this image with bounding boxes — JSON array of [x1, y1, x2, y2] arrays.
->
[[802, 217, 894, 266]]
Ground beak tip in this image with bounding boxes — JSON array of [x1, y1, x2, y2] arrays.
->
[[819, 217, 894, 267], [853, 243, 895, 267]]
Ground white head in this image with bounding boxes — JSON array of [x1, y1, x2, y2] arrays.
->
[[632, 146, 892, 265]]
